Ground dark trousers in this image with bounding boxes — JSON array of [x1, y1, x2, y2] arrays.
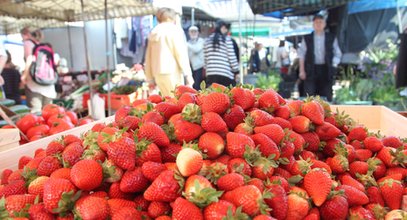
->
[[206, 75, 236, 88], [303, 64, 333, 102], [192, 68, 204, 90]]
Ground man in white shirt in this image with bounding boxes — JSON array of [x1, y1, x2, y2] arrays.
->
[[298, 14, 342, 101]]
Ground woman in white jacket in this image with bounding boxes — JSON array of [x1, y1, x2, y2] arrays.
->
[[187, 26, 205, 90], [144, 8, 194, 97]]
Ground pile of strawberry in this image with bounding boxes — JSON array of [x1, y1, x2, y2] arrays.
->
[[1, 84, 407, 220], [1, 104, 94, 144]]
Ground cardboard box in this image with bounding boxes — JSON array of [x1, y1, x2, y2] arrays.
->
[[332, 105, 407, 138]]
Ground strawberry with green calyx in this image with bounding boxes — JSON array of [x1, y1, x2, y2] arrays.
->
[[141, 111, 164, 126], [251, 133, 280, 159], [28, 176, 49, 200], [315, 122, 342, 141], [258, 90, 280, 113], [301, 98, 324, 125], [326, 145, 349, 174], [223, 185, 271, 216], [349, 206, 375, 220], [303, 168, 333, 207], [154, 102, 182, 120], [217, 173, 245, 192], [135, 138, 162, 166], [96, 126, 119, 151], [226, 132, 255, 158], [231, 86, 255, 111], [379, 178, 403, 210], [106, 134, 136, 171], [200, 92, 231, 115], [365, 203, 387, 220], [137, 122, 170, 147], [21, 166, 38, 188], [347, 126, 368, 142], [245, 147, 278, 180], [248, 109, 273, 127], [101, 159, 123, 183], [289, 115, 313, 134], [43, 178, 81, 215], [144, 170, 184, 202], [319, 190, 348, 220], [198, 132, 225, 159], [336, 185, 369, 206], [184, 175, 223, 208], [203, 200, 241, 220], [366, 186, 385, 207], [177, 92, 197, 110], [81, 145, 106, 162], [264, 182, 288, 220], [61, 142, 84, 168], [203, 162, 228, 184], [181, 103, 202, 124], [173, 119, 204, 143], [1, 194, 37, 217]]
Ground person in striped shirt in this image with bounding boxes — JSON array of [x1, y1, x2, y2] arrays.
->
[[204, 20, 239, 87]]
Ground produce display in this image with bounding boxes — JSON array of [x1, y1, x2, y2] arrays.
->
[[1, 84, 407, 219], [1, 104, 94, 143]]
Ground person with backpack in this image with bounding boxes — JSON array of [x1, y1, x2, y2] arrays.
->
[[21, 41, 57, 113]]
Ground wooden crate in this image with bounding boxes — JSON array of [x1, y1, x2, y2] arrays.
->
[[0, 129, 20, 152], [0, 116, 114, 171], [332, 105, 407, 138]]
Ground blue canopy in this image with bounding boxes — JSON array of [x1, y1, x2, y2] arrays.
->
[[348, 0, 407, 14]]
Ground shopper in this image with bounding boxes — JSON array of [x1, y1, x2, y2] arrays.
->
[[21, 33, 57, 113], [204, 20, 239, 87], [187, 25, 205, 90], [298, 14, 342, 102], [276, 40, 290, 74], [2, 51, 21, 104], [21, 27, 35, 61], [144, 7, 193, 97]]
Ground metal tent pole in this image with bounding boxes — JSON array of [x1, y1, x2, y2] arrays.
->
[[105, 0, 111, 116], [67, 24, 74, 69], [80, 0, 94, 117], [238, 0, 243, 84]]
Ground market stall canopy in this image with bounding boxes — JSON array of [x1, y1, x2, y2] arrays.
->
[[0, 0, 155, 34], [248, 0, 356, 18]]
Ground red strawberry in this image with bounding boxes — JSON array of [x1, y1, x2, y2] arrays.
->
[[174, 85, 197, 98], [226, 132, 255, 158], [270, 117, 292, 129], [366, 186, 385, 207], [1, 169, 13, 185], [115, 106, 131, 123], [231, 87, 255, 110], [355, 149, 373, 162], [119, 167, 149, 193], [286, 188, 310, 220], [315, 122, 341, 141], [201, 92, 230, 114], [37, 156, 62, 176], [379, 178, 403, 210], [254, 124, 285, 145], [234, 122, 254, 136], [251, 133, 280, 159], [382, 136, 403, 148], [97, 127, 119, 151], [148, 94, 163, 103], [287, 100, 303, 117], [247, 178, 265, 193], [337, 185, 369, 206], [18, 156, 33, 169], [249, 109, 274, 126], [4, 194, 36, 216], [275, 105, 290, 119], [134, 195, 150, 211], [135, 140, 162, 166], [154, 102, 181, 120], [28, 203, 54, 219], [301, 132, 320, 152], [74, 196, 109, 220], [280, 140, 295, 159], [137, 122, 170, 147], [144, 170, 183, 202], [258, 90, 280, 113], [217, 173, 245, 191], [301, 100, 324, 125], [227, 158, 252, 176], [106, 136, 136, 171], [349, 206, 375, 220], [147, 201, 170, 218], [142, 161, 167, 182], [50, 168, 71, 180], [161, 143, 182, 163], [198, 132, 225, 159], [173, 119, 204, 143], [223, 105, 246, 130], [339, 174, 366, 193], [0, 180, 26, 198], [176, 148, 203, 177], [28, 176, 49, 199], [265, 184, 288, 220], [326, 155, 349, 174], [286, 130, 306, 154], [320, 195, 348, 220], [172, 197, 203, 220], [177, 92, 196, 109], [142, 111, 165, 126], [349, 161, 368, 177], [43, 178, 78, 214], [223, 185, 268, 216], [201, 112, 228, 133], [347, 126, 368, 141], [304, 169, 332, 206], [365, 203, 387, 220], [203, 200, 237, 220], [364, 136, 384, 152], [303, 208, 320, 220], [107, 198, 136, 216], [61, 142, 83, 167], [111, 207, 143, 220], [289, 115, 312, 133]]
